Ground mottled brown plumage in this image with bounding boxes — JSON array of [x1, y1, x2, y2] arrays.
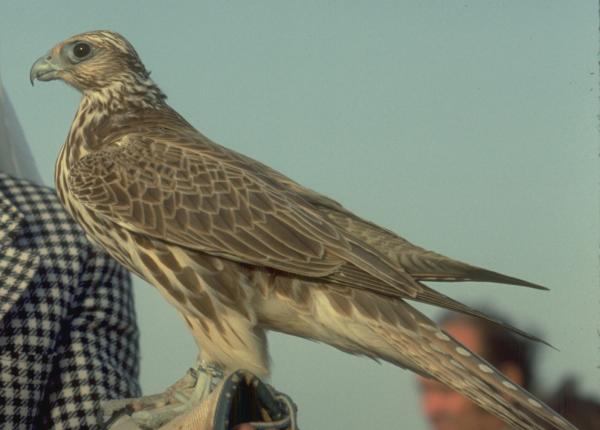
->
[[31, 30, 576, 430]]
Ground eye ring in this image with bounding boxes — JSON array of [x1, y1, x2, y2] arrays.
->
[[73, 42, 91, 59]]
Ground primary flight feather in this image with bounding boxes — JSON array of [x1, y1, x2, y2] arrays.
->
[[31, 30, 576, 430]]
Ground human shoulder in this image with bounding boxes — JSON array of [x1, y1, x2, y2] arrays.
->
[[0, 173, 91, 254]]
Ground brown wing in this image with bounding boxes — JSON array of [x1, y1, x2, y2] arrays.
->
[[236, 150, 545, 289], [68, 138, 345, 276], [67, 134, 423, 297], [243, 163, 551, 344], [318, 208, 546, 289]]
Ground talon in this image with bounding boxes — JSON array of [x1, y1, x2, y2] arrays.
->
[[102, 362, 225, 429]]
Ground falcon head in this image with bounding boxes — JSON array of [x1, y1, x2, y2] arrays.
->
[[30, 30, 154, 93]]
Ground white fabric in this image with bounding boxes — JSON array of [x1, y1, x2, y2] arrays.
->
[[0, 78, 42, 183]]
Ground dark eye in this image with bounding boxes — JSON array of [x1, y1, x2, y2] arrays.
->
[[73, 42, 91, 58]]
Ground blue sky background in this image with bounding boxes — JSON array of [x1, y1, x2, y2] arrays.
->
[[1, 2, 597, 428]]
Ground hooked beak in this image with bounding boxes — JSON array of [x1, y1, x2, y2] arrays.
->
[[30, 53, 62, 85]]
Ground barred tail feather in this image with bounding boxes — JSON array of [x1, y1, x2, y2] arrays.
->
[[377, 306, 576, 430], [261, 282, 578, 430], [307, 289, 578, 430]]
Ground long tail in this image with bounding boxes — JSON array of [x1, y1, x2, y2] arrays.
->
[[310, 288, 578, 430]]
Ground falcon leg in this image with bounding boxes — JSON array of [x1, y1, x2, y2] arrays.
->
[[171, 359, 224, 404], [101, 368, 196, 427], [102, 360, 224, 429], [129, 359, 224, 428]]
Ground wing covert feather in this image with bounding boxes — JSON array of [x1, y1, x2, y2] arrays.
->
[[69, 138, 349, 277]]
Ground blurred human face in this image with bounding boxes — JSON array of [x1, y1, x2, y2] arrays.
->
[[417, 321, 505, 430]]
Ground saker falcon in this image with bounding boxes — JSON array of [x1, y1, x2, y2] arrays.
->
[[30, 30, 577, 430]]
